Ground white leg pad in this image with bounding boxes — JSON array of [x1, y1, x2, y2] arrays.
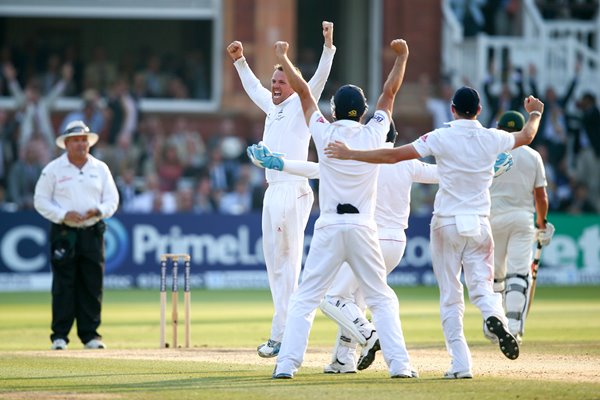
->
[[505, 274, 529, 336], [320, 298, 367, 346]]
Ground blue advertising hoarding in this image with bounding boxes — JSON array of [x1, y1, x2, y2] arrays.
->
[[0, 211, 435, 291], [1, 211, 599, 291]]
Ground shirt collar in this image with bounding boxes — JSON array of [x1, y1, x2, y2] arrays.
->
[[444, 119, 484, 128]]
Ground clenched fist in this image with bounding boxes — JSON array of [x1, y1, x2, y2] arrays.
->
[[274, 41, 289, 58], [227, 41, 244, 61], [390, 39, 409, 58]]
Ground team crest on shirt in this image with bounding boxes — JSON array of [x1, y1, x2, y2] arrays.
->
[[274, 109, 285, 121]]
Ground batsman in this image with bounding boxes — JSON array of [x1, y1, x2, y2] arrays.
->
[[489, 110, 555, 344]]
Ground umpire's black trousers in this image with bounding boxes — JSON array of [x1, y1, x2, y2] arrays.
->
[[49, 221, 106, 344]]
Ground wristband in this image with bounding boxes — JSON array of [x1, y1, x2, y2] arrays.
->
[[529, 110, 542, 117]]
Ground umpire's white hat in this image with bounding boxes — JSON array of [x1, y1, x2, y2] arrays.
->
[[56, 120, 99, 149]]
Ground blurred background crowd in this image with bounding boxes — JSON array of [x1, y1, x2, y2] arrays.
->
[[0, 0, 598, 217]]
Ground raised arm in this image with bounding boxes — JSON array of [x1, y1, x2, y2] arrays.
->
[[274, 41, 318, 125], [227, 40, 272, 113], [374, 39, 409, 118], [512, 95, 545, 148], [306, 21, 336, 99]]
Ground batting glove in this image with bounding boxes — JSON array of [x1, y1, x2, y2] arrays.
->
[[536, 221, 555, 246]]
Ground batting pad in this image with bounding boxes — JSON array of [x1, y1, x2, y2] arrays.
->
[[319, 299, 367, 346]]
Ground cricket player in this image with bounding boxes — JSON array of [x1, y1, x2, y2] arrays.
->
[[226, 21, 336, 358], [489, 111, 554, 343], [271, 38, 416, 380], [248, 119, 438, 374], [325, 87, 545, 379]]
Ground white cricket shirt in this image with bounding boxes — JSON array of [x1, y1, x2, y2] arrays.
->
[[234, 45, 336, 184], [34, 153, 119, 227], [309, 109, 389, 229], [412, 119, 515, 217], [490, 145, 547, 215], [375, 160, 438, 229]]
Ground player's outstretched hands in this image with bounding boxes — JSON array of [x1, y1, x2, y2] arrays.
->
[[247, 142, 285, 171], [227, 41, 244, 61], [390, 39, 409, 58], [322, 21, 334, 47], [274, 41, 289, 59], [524, 95, 544, 115], [324, 140, 352, 160]]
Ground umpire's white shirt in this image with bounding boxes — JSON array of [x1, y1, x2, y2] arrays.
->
[[233, 45, 336, 184], [310, 109, 389, 228], [34, 153, 119, 227], [412, 119, 515, 217], [490, 145, 547, 215]]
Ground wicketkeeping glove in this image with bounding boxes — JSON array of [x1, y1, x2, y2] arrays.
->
[[246, 142, 285, 171], [536, 221, 555, 246]]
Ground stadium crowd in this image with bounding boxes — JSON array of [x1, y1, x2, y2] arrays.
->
[[0, 0, 598, 216]]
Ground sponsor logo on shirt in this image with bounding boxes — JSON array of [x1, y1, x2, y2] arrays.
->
[[58, 176, 73, 184], [316, 116, 326, 123], [420, 134, 429, 143], [373, 113, 385, 123]]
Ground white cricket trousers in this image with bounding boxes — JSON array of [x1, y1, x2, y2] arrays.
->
[[327, 227, 407, 307], [430, 216, 507, 373], [491, 210, 535, 280], [276, 223, 413, 377], [262, 180, 313, 342]]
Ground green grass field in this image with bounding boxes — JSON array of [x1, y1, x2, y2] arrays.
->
[[1, 286, 599, 399]]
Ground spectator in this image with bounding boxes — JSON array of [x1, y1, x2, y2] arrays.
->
[[562, 182, 597, 214], [7, 138, 44, 210], [141, 54, 168, 98], [84, 46, 117, 95], [483, 61, 525, 127], [183, 49, 210, 99], [175, 184, 195, 213], [0, 183, 18, 212], [219, 177, 252, 215], [156, 142, 184, 192], [420, 73, 455, 130], [94, 77, 139, 175], [0, 109, 18, 187], [115, 166, 140, 212], [169, 116, 207, 177], [3, 61, 73, 160], [572, 92, 600, 209], [127, 173, 176, 214], [193, 176, 219, 214], [59, 89, 106, 136], [204, 146, 235, 192], [529, 62, 579, 166]]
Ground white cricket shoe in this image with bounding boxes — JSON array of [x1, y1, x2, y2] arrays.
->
[[257, 339, 281, 358], [51, 339, 67, 350], [84, 339, 106, 349], [324, 358, 357, 374], [444, 370, 473, 379], [391, 370, 419, 379]]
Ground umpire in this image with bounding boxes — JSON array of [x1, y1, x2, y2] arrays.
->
[[34, 120, 119, 350]]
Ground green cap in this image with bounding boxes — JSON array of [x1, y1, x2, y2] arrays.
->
[[497, 111, 525, 132]]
